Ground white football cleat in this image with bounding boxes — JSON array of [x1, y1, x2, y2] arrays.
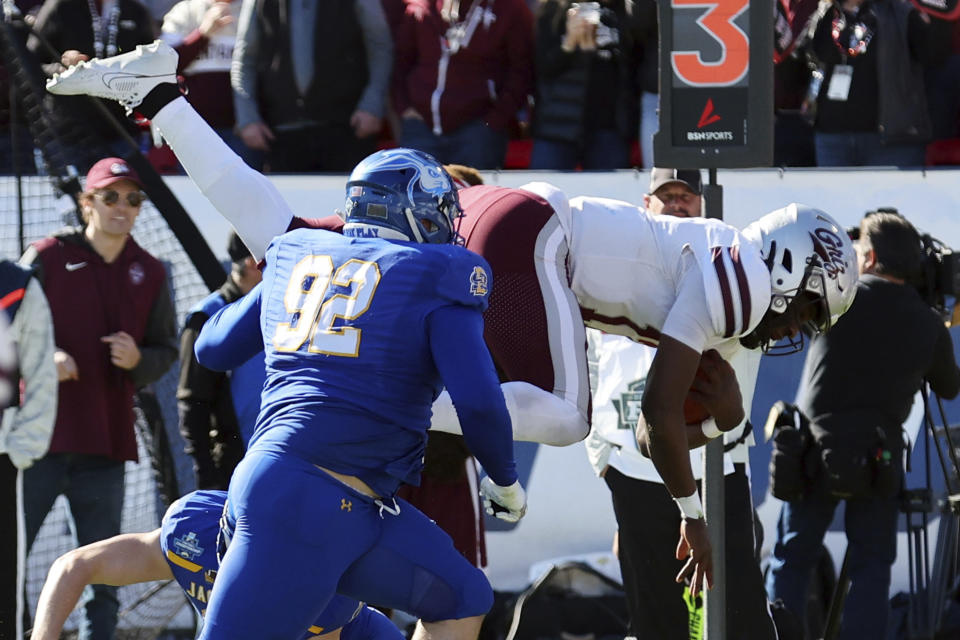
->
[[46, 40, 178, 111]]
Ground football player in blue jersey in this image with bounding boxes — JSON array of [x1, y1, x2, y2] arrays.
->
[[30, 490, 402, 640], [191, 148, 525, 640]]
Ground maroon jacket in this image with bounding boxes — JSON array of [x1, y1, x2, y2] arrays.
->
[[25, 231, 177, 462], [392, 0, 534, 133], [173, 30, 236, 130]]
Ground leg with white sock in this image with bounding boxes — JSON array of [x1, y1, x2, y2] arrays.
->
[[150, 97, 293, 260]]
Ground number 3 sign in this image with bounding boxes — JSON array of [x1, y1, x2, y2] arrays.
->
[[654, 0, 773, 168], [671, 0, 750, 86]]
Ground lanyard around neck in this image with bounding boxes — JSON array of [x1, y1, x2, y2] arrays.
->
[[87, 0, 121, 58]]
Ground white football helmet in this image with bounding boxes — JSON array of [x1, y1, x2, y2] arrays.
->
[[741, 204, 857, 352]]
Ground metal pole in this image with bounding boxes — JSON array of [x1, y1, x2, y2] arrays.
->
[[3, 1, 24, 256], [702, 167, 725, 640], [823, 549, 851, 640]]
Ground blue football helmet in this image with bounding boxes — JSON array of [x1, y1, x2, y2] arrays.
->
[[342, 148, 462, 244]]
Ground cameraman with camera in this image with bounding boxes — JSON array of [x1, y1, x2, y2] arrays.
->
[[765, 210, 960, 639]]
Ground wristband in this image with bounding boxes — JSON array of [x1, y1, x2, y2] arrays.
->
[[701, 418, 722, 440], [674, 492, 704, 520]]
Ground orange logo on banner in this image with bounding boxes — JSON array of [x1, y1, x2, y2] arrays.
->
[[697, 99, 722, 128], [672, 0, 750, 86]]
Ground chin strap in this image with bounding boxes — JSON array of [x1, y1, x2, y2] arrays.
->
[[403, 208, 425, 243]]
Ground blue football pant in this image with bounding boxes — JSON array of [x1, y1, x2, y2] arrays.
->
[[200, 451, 493, 639]]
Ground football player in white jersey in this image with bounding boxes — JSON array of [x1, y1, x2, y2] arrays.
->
[[45, 42, 859, 596], [585, 168, 779, 638]]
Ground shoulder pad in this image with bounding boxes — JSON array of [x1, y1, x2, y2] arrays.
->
[[701, 237, 771, 339]]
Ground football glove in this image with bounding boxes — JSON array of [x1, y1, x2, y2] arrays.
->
[[479, 477, 527, 523]]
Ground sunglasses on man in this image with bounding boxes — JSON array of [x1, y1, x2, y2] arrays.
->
[[95, 189, 146, 207]]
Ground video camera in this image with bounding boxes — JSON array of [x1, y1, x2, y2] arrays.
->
[[847, 207, 960, 318]]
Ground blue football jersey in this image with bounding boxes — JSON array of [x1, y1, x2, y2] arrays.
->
[[252, 229, 493, 496], [160, 490, 366, 636]]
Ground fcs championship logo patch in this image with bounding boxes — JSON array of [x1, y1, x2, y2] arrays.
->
[[469, 266, 488, 296], [172, 531, 204, 561]]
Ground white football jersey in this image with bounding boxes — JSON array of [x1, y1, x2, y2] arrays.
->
[[585, 328, 762, 481], [522, 185, 772, 355]]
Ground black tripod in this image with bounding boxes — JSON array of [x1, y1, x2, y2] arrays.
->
[[900, 387, 960, 640], [821, 385, 960, 640]]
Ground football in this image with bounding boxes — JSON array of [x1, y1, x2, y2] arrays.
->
[[682, 362, 712, 425]]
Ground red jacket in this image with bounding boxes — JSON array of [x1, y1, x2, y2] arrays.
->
[[28, 231, 177, 462], [392, 0, 534, 134]]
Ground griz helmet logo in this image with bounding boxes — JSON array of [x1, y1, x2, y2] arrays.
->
[[807, 222, 850, 286]]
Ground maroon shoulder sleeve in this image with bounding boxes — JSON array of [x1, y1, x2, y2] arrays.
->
[[288, 215, 345, 233]]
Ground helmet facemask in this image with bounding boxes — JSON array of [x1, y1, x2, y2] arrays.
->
[[740, 284, 830, 356], [403, 188, 464, 245]]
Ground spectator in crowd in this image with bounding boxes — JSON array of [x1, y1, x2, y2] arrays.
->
[[642, 167, 701, 217], [30, 490, 404, 640], [0, 260, 56, 640], [585, 167, 778, 640], [774, 53, 817, 167], [925, 17, 960, 145], [392, 0, 534, 169], [177, 231, 262, 491], [772, 0, 819, 167], [0, 0, 45, 176], [804, 0, 951, 166], [19, 157, 178, 640], [161, 0, 253, 164], [631, 0, 657, 167], [766, 211, 960, 638], [529, 0, 637, 170], [230, 0, 392, 172], [26, 0, 156, 170]]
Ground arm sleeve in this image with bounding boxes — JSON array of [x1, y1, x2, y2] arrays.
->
[[231, 0, 263, 130], [18, 246, 44, 284], [809, 6, 842, 66], [134, 3, 159, 42], [428, 305, 517, 487], [26, 0, 61, 63], [535, 0, 577, 79], [485, 0, 535, 131], [353, 0, 393, 117], [195, 284, 264, 371], [907, 9, 952, 66], [168, 29, 210, 72], [927, 324, 960, 400], [660, 253, 713, 354], [151, 96, 294, 260], [176, 315, 223, 482], [390, 11, 416, 115], [2, 278, 57, 469], [176, 315, 223, 403], [129, 281, 179, 388], [160, 0, 192, 39]]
